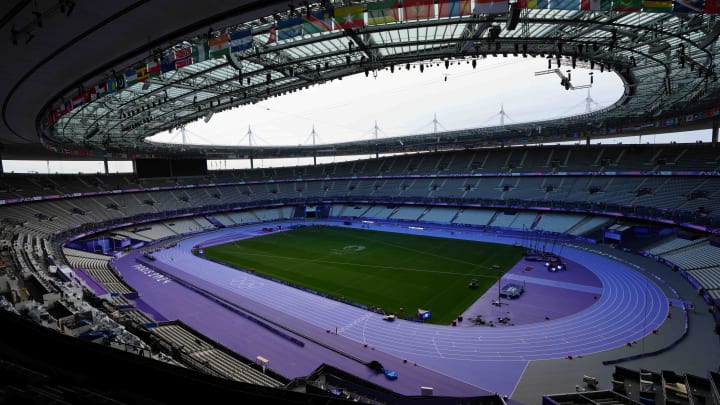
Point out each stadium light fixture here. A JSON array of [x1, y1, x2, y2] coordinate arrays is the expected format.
[[85, 126, 100, 140], [204, 110, 214, 123]]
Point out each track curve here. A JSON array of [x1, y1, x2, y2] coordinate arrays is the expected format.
[[136, 222, 669, 394]]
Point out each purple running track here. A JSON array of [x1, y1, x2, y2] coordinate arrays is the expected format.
[[113, 221, 668, 397]]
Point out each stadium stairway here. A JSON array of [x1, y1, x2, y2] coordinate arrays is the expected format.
[[204, 215, 226, 229], [449, 208, 463, 224], [565, 217, 593, 236], [416, 207, 432, 222], [531, 213, 542, 229], [487, 210, 501, 226]]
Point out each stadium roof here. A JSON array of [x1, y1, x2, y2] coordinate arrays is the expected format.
[[2, 0, 720, 161]]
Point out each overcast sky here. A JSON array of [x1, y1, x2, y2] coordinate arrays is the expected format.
[[4, 56, 712, 173], [152, 56, 624, 147]]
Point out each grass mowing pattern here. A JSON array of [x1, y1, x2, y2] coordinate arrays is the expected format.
[[201, 225, 526, 325]]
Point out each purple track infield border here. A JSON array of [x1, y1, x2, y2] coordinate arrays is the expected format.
[[112, 220, 669, 397]]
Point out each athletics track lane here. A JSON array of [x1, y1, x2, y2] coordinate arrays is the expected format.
[[126, 224, 668, 396]]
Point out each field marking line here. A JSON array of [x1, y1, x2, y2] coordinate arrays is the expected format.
[[337, 313, 372, 336], [431, 335, 444, 356]]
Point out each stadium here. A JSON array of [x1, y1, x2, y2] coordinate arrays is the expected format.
[[1, 1, 720, 404]]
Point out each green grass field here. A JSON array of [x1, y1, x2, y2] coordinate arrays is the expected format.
[[200, 225, 526, 325]]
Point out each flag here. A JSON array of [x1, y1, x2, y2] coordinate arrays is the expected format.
[[71, 95, 83, 109], [116, 74, 126, 90], [278, 15, 302, 40], [175, 47, 192, 68], [161, 53, 175, 73], [581, 0, 601, 9], [192, 42, 210, 63], [303, 9, 333, 33], [136, 64, 149, 82], [706, 0, 720, 11], [334, 4, 364, 29], [550, 0, 580, 8], [519, 0, 549, 8], [52, 109, 62, 123], [673, 0, 704, 12], [106, 77, 118, 94], [124, 68, 138, 87], [230, 29, 252, 52], [48, 110, 60, 125], [642, 0, 673, 10], [367, 0, 399, 25], [266, 24, 277, 44], [81, 88, 95, 103], [404, 0, 436, 20], [209, 34, 230, 58], [438, 0, 472, 16], [95, 83, 107, 98], [612, 0, 641, 11], [473, 0, 509, 14], [147, 59, 161, 78]]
